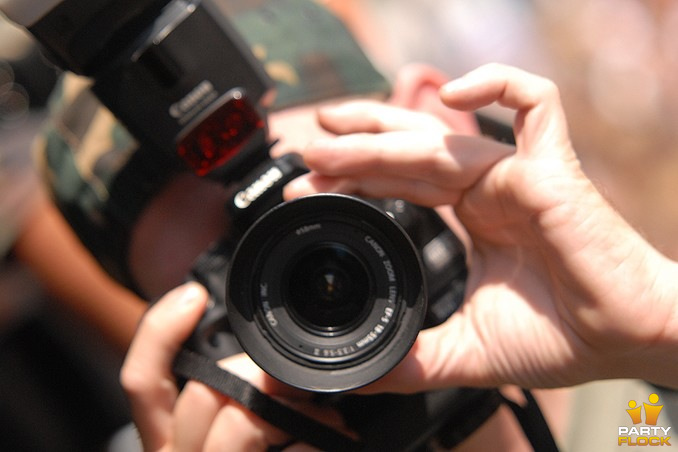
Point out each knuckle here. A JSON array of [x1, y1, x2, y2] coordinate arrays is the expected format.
[[536, 77, 560, 98], [119, 363, 149, 395]]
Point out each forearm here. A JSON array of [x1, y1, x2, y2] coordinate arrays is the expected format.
[[12, 196, 147, 355]]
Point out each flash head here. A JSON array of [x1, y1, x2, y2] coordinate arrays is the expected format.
[[9, 0, 276, 181]]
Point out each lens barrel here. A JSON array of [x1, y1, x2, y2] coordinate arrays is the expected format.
[[226, 194, 426, 392]]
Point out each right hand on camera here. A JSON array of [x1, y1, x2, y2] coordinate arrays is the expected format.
[[284, 63, 678, 391]]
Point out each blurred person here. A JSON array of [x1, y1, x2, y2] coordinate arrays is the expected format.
[[1, 0, 565, 450], [11, 0, 674, 450]]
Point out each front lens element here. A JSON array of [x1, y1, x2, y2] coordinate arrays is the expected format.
[[286, 245, 370, 333]]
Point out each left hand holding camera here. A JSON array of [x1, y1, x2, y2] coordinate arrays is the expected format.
[[121, 283, 341, 451]]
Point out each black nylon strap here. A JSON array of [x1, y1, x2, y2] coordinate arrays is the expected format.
[[173, 348, 364, 452], [501, 389, 560, 452], [174, 347, 559, 451]]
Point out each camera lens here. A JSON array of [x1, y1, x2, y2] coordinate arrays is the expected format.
[[286, 244, 370, 333], [226, 194, 426, 392]]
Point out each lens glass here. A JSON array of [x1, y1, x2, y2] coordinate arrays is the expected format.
[[286, 244, 370, 334]]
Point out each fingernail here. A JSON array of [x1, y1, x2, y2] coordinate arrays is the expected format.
[[284, 176, 311, 198], [174, 282, 205, 309], [440, 76, 473, 96]]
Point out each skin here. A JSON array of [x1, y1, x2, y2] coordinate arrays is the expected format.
[[13, 195, 146, 355], [121, 63, 678, 451]]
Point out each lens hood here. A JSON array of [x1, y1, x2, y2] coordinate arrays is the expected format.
[[226, 194, 426, 392]]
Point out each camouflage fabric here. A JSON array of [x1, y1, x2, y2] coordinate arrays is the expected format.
[[35, 0, 391, 287], [223, 0, 391, 111], [36, 74, 145, 283]]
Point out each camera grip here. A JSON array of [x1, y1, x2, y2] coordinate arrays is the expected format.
[[184, 238, 244, 360]]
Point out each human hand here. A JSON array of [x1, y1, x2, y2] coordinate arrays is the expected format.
[[284, 63, 678, 390], [120, 282, 348, 451]]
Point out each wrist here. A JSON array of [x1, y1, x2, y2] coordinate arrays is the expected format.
[[625, 255, 678, 389]]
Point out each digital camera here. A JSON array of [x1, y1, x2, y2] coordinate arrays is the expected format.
[[188, 151, 467, 391], [1, 0, 469, 392]]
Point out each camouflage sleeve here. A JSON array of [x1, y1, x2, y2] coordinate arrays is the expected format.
[[33, 72, 138, 232], [30, 72, 145, 285]]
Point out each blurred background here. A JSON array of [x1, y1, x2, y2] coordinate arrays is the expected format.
[[2, 0, 678, 450]]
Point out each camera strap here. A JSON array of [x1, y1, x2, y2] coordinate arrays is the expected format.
[[174, 348, 363, 451], [173, 348, 560, 451]]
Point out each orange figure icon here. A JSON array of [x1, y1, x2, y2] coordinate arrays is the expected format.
[[626, 400, 642, 424], [644, 393, 663, 426]]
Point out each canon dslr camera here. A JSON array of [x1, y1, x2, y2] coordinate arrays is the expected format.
[[189, 151, 468, 391], [4, 0, 468, 392]]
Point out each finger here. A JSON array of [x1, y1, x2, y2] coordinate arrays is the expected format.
[[285, 134, 513, 204], [120, 282, 209, 451], [317, 100, 451, 135], [300, 131, 452, 178], [440, 63, 557, 111], [285, 173, 460, 207], [301, 132, 512, 181], [388, 63, 480, 135], [172, 381, 227, 451], [439, 63, 571, 155]]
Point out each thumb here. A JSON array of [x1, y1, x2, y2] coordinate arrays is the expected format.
[[121, 282, 209, 451]]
